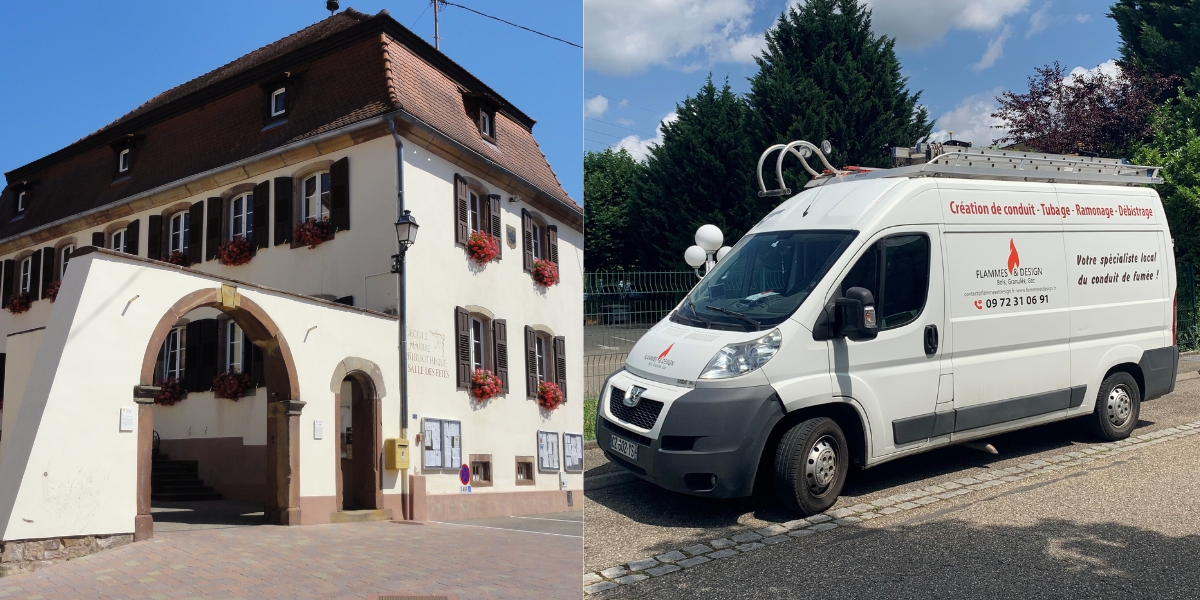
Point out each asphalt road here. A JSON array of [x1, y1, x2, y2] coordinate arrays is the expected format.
[[585, 358, 1200, 598]]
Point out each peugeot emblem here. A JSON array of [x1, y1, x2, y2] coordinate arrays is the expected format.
[[623, 386, 646, 408]]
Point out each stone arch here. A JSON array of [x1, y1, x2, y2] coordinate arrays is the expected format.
[[135, 284, 305, 540], [329, 358, 386, 513]]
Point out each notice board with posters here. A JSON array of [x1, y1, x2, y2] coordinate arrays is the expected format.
[[423, 418, 463, 471], [563, 433, 584, 473], [537, 430, 560, 473]]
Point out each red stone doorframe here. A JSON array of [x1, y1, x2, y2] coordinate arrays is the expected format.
[[137, 285, 304, 537]]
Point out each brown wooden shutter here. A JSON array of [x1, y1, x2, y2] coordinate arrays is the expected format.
[[252, 180, 271, 250], [28, 251, 40, 300], [492, 319, 508, 393], [91, 232, 104, 248], [524, 325, 538, 398], [488, 194, 502, 261], [454, 175, 469, 247], [553, 336, 567, 403], [188, 201, 204, 264], [329, 157, 350, 233], [40, 247, 55, 296], [184, 320, 202, 391], [205, 198, 221, 261], [521, 209, 534, 272], [455, 306, 471, 389], [126, 219, 140, 255], [147, 214, 163, 260], [274, 177, 293, 246], [1, 260, 12, 307], [61, 246, 73, 276], [547, 225, 559, 266]]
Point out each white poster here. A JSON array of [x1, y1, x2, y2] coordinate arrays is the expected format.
[[563, 433, 584, 473], [119, 407, 135, 432], [444, 420, 462, 469], [423, 419, 442, 470], [538, 431, 560, 472]]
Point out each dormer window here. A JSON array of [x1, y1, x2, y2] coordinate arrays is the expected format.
[[478, 107, 496, 141], [270, 88, 287, 117], [118, 149, 131, 173], [16, 191, 25, 214], [110, 136, 140, 179]]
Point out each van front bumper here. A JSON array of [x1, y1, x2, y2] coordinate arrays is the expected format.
[[596, 383, 786, 498]]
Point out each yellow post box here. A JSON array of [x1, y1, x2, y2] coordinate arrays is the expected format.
[[385, 437, 410, 470]]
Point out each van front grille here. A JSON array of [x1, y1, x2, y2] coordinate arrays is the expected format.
[[609, 386, 664, 430]]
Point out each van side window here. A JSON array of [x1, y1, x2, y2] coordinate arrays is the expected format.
[[880, 235, 929, 329], [840, 234, 929, 330]]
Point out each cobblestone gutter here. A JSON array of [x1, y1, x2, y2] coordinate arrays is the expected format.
[[0, 533, 133, 577], [584, 420, 1200, 594]]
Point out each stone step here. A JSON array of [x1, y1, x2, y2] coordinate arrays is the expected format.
[[330, 509, 394, 523]]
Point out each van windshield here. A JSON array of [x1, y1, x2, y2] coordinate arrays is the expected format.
[[675, 230, 856, 330]]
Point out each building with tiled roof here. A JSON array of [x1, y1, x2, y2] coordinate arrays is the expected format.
[[0, 7, 581, 551]]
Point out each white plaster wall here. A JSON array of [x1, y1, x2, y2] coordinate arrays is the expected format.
[[0, 252, 398, 540], [0, 329, 43, 463]]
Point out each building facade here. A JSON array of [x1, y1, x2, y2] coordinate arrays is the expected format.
[[0, 7, 582, 546]]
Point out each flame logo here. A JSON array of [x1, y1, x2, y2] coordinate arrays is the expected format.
[[658, 344, 675, 360], [1007, 239, 1020, 274]]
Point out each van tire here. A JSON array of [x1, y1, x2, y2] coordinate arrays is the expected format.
[[1088, 372, 1141, 441], [774, 417, 848, 515]]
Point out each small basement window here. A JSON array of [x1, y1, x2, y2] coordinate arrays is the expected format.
[[469, 454, 493, 487], [515, 456, 535, 486], [270, 88, 286, 117], [118, 149, 131, 173]]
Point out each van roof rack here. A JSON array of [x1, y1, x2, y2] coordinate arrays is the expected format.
[[756, 141, 1163, 196]]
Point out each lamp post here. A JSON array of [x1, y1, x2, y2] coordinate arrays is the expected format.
[[392, 209, 418, 512], [684, 224, 732, 279]]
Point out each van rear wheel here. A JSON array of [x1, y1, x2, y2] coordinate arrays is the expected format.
[[774, 417, 848, 515], [1087, 372, 1141, 441]]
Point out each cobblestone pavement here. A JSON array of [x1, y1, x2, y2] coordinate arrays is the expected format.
[[585, 364, 1200, 596], [0, 514, 582, 599]]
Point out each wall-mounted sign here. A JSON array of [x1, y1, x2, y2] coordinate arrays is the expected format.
[[538, 431, 560, 473], [459, 464, 471, 485], [313, 420, 324, 440], [119, 407, 135, 432], [506, 225, 518, 249], [407, 327, 451, 379], [423, 418, 463, 470], [564, 433, 584, 473]]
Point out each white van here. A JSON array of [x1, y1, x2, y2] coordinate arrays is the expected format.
[[596, 144, 1179, 515]]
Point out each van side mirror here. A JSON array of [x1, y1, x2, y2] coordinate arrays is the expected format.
[[834, 287, 878, 341]]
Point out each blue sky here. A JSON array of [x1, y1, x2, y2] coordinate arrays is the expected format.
[[0, 0, 582, 201], [584, 0, 1122, 161]]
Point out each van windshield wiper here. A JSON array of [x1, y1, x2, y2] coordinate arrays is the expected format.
[[705, 305, 761, 330], [685, 298, 712, 327]]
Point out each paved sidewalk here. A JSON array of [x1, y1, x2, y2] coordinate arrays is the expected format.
[[0, 516, 581, 599]]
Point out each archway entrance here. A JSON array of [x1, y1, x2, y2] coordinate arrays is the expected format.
[[337, 372, 382, 511], [136, 285, 303, 539]]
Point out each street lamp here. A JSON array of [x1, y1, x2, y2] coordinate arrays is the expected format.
[[392, 209, 418, 517], [392, 210, 419, 271], [685, 224, 732, 279]]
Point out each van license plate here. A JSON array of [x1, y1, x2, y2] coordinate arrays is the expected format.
[[609, 435, 639, 462]]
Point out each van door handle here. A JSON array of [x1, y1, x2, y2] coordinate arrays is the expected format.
[[924, 325, 939, 355]]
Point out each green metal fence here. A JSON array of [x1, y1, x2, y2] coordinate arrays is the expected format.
[[1178, 262, 1198, 352], [584, 271, 697, 397]]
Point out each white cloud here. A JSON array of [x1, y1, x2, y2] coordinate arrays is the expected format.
[[860, 0, 1029, 48], [616, 118, 635, 127], [927, 88, 1006, 148], [972, 24, 1011, 71], [1075, 13, 1091, 23], [1067, 59, 1120, 81], [619, 99, 629, 108], [584, 0, 758, 75], [585, 95, 610, 119], [613, 112, 678, 160], [1027, 2, 1050, 38]]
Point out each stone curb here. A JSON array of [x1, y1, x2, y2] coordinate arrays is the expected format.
[[582, 419, 1200, 595]]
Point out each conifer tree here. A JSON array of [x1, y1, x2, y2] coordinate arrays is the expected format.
[[583, 148, 642, 272], [748, 0, 932, 191]]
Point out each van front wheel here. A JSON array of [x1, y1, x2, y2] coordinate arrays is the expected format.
[[1087, 372, 1141, 441], [774, 417, 848, 515]]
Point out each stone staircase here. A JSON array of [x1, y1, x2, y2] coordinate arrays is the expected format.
[[151, 453, 223, 501]]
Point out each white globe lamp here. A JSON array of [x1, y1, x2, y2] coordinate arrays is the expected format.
[[695, 224, 723, 252], [715, 246, 732, 262], [684, 245, 707, 269]]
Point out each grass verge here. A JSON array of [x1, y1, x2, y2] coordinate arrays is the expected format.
[[584, 396, 597, 440]]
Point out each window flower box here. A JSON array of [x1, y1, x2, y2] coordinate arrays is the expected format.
[[45, 280, 61, 303], [213, 369, 253, 400], [165, 251, 189, 266], [470, 368, 503, 400], [294, 217, 333, 249], [467, 231, 499, 265], [537, 381, 564, 411], [217, 236, 253, 266], [154, 377, 187, 406], [532, 258, 559, 287], [7, 292, 31, 314]]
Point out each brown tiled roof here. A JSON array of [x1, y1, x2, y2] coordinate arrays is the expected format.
[[385, 40, 574, 206]]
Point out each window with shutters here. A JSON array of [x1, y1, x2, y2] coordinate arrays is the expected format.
[[229, 193, 254, 241], [18, 257, 31, 294], [470, 317, 485, 372], [302, 172, 331, 221], [59, 244, 74, 278], [535, 335, 547, 382], [168, 212, 189, 254], [454, 306, 509, 393], [468, 191, 482, 233], [524, 326, 567, 401], [521, 210, 559, 273], [159, 326, 186, 381], [110, 229, 127, 253], [226, 321, 244, 372], [453, 175, 502, 261]]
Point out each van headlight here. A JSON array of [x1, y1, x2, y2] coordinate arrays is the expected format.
[[699, 329, 782, 379]]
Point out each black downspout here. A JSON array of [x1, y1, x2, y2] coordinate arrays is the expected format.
[[388, 117, 410, 516]]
